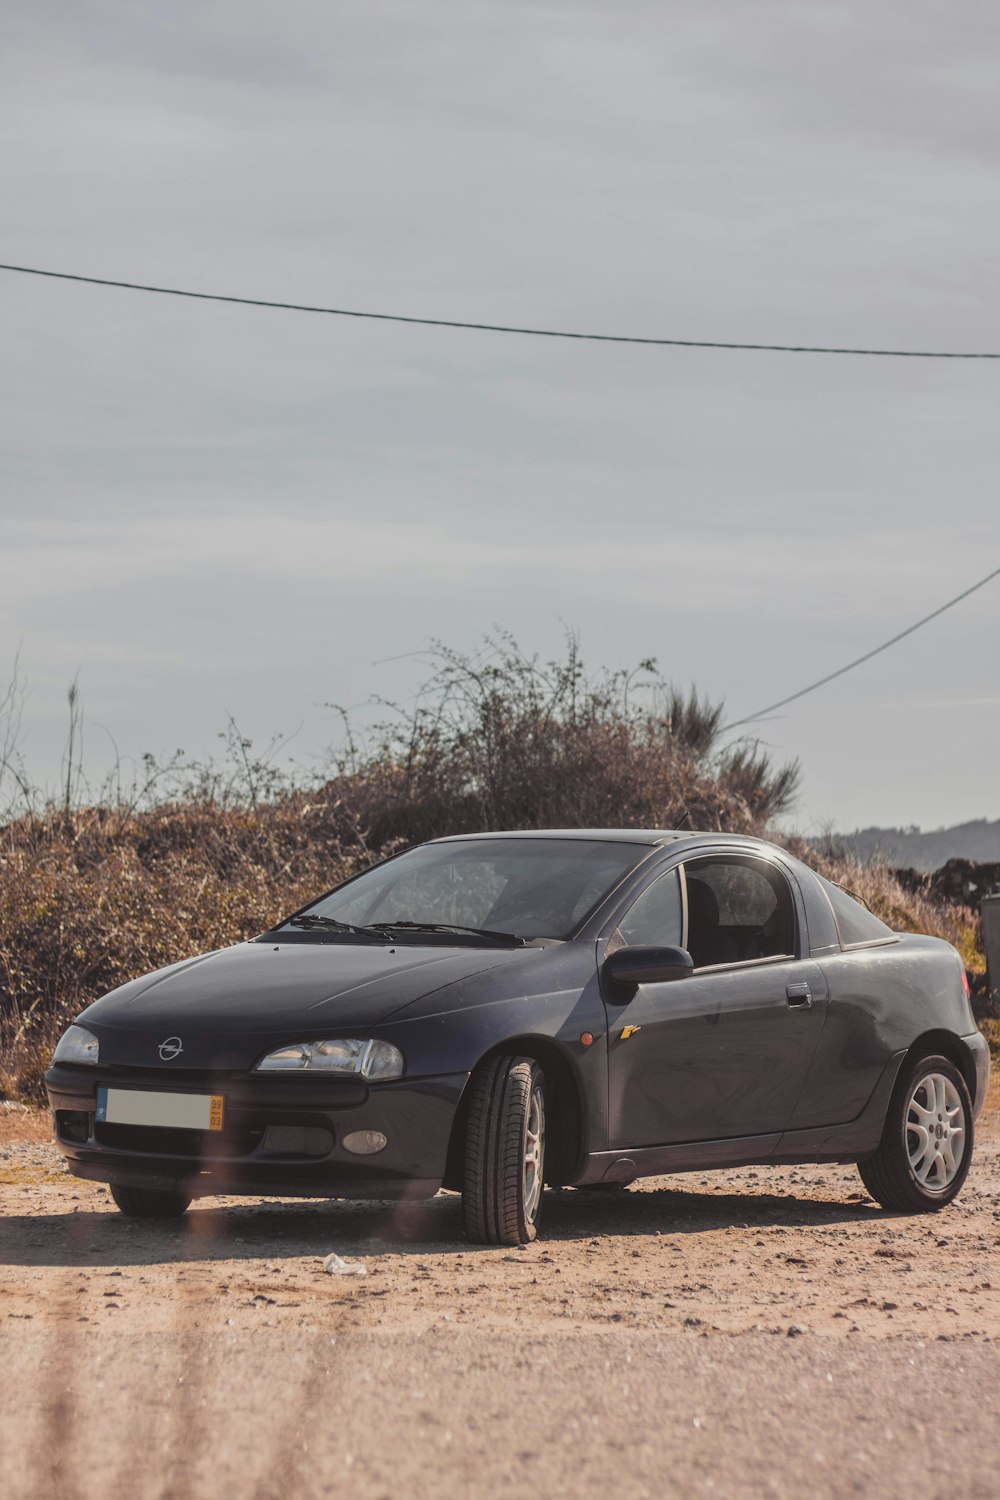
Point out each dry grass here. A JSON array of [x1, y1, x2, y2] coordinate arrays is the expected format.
[[985, 1055, 1000, 1109], [0, 797, 368, 1099], [0, 1101, 51, 1144], [0, 635, 987, 1102]]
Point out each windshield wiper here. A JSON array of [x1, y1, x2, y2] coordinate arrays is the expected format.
[[286, 914, 390, 939], [367, 921, 525, 947]]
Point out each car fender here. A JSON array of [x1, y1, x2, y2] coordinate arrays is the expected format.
[[381, 964, 609, 1160]]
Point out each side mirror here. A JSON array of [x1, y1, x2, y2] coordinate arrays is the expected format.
[[604, 944, 694, 988]]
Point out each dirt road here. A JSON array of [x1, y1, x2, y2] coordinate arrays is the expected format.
[[3, 1086, 999, 1499]]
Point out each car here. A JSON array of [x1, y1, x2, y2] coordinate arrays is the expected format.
[[46, 829, 989, 1244]]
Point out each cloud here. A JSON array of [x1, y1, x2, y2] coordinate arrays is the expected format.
[[2, 0, 998, 825]]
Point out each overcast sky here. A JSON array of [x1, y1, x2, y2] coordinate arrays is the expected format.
[[2, 0, 998, 833]]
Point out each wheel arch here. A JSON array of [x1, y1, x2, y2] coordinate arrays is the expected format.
[[443, 1035, 585, 1191], [905, 1029, 979, 1104]]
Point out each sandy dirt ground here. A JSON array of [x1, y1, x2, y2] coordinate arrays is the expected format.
[[2, 1081, 999, 1499]]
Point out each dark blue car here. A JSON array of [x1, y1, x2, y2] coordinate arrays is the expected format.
[[46, 830, 989, 1244]]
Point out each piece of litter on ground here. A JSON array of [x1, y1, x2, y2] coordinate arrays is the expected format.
[[323, 1252, 367, 1277]]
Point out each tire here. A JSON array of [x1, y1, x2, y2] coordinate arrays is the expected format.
[[463, 1055, 546, 1245], [110, 1184, 192, 1218], [859, 1053, 973, 1212]]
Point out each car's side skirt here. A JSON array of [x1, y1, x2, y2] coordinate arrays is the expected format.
[[574, 1133, 783, 1186]]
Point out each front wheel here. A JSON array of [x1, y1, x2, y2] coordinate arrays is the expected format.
[[110, 1184, 192, 1218], [859, 1054, 973, 1212], [463, 1055, 546, 1245]]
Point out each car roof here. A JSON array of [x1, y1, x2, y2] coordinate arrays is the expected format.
[[425, 834, 716, 846], [425, 828, 803, 864]]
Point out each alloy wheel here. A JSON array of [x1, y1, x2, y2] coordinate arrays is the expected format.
[[522, 1085, 545, 1224], [905, 1071, 966, 1191]]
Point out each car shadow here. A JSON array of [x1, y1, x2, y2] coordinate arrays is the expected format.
[[1, 1181, 890, 1268], [542, 1182, 887, 1241]]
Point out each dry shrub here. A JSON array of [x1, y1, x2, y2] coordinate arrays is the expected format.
[[0, 800, 367, 1099], [333, 635, 800, 845]]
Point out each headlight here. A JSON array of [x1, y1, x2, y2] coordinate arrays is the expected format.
[[255, 1038, 404, 1079], [52, 1024, 100, 1065]]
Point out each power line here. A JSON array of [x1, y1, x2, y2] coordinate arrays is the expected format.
[[2, 261, 1000, 359], [723, 564, 1000, 732]]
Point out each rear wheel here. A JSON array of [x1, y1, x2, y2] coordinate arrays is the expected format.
[[463, 1055, 546, 1245], [110, 1184, 192, 1218], [859, 1054, 973, 1212]]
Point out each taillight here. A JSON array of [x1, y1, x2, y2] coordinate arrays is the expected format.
[[960, 968, 971, 998]]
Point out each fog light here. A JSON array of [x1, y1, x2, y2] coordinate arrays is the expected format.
[[342, 1130, 387, 1156], [56, 1110, 91, 1143]]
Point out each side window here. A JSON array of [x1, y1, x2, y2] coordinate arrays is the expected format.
[[682, 858, 795, 967], [816, 874, 893, 947], [618, 869, 683, 947]]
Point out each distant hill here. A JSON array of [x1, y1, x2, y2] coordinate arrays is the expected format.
[[826, 818, 1000, 872]]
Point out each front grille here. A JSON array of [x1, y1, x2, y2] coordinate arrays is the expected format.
[[94, 1122, 265, 1159]]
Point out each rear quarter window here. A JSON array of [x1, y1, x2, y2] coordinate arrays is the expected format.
[[818, 875, 894, 948]]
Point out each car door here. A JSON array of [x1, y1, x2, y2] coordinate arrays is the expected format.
[[603, 854, 829, 1150]]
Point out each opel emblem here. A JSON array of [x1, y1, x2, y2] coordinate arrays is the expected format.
[[158, 1036, 183, 1061]]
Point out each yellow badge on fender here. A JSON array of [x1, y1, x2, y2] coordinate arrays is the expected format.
[[620, 1024, 642, 1040]]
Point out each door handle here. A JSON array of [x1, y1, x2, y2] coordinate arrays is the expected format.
[[786, 982, 812, 1009]]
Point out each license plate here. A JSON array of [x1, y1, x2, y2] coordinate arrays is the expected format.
[[96, 1087, 224, 1132]]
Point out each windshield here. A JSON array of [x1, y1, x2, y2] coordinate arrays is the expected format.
[[282, 838, 651, 942]]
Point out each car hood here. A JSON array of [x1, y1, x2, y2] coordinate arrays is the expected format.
[[77, 940, 532, 1070]]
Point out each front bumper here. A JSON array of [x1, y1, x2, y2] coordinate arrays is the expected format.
[[44, 1062, 469, 1199]]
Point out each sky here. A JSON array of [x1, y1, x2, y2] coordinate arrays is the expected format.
[[1, 0, 998, 834]]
